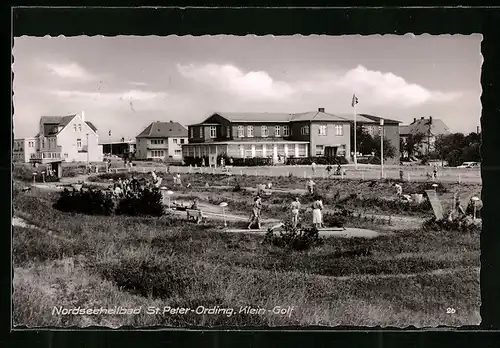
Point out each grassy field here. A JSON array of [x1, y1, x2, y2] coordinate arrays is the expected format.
[[12, 179, 480, 328]]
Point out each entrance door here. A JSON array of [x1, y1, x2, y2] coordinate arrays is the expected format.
[[325, 146, 337, 157]]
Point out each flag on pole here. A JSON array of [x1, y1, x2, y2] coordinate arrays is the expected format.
[[351, 94, 359, 107]]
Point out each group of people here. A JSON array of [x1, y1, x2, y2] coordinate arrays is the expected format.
[[247, 194, 325, 230]]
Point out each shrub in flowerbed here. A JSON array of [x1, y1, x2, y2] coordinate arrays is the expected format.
[[53, 188, 115, 215], [115, 188, 164, 217], [333, 194, 432, 216], [422, 216, 481, 233], [286, 156, 348, 166], [62, 166, 85, 177], [263, 221, 324, 251]]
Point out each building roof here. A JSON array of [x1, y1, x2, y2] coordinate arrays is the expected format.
[[199, 111, 397, 125], [401, 118, 451, 136], [207, 111, 349, 124], [338, 113, 402, 124], [39, 114, 98, 135], [136, 121, 188, 138]]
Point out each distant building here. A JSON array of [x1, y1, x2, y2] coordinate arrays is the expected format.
[[100, 139, 136, 157], [182, 108, 352, 165], [13, 137, 37, 163], [29, 111, 103, 164], [339, 113, 402, 163], [400, 117, 451, 157], [135, 121, 188, 161]]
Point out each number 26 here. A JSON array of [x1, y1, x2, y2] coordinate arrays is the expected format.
[[446, 307, 456, 314]]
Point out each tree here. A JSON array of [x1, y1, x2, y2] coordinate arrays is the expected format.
[[401, 132, 425, 159], [434, 132, 481, 167], [373, 135, 396, 160]]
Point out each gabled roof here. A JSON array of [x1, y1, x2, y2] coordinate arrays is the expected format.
[[213, 112, 293, 123], [206, 111, 349, 124], [40, 114, 98, 135], [401, 118, 451, 136], [338, 113, 402, 124], [136, 121, 188, 138], [290, 111, 349, 122]]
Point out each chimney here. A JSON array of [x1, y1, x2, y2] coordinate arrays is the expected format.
[[413, 118, 416, 123], [318, 108, 325, 112], [429, 116, 432, 124], [81, 110, 85, 122], [420, 117, 424, 120], [170, 120, 173, 123]]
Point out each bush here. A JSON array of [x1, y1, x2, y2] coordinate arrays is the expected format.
[[286, 156, 348, 166], [422, 216, 480, 233], [115, 188, 164, 217], [53, 188, 115, 215], [263, 221, 324, 251]]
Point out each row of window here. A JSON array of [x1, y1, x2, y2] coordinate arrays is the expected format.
[[191, 124, 345, 139], [150, 139, 185, 145], [73, 124, 83, 132], [150, 149, 182, 158], [184, 144, 308, 157]]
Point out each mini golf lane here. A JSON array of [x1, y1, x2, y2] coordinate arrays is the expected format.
[[225, 224, 382, 239]]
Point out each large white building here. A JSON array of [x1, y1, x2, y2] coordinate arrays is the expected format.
[[29, 111, 103, 163]]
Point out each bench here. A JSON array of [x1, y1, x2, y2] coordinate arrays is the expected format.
[[186, 209, 206, 224]]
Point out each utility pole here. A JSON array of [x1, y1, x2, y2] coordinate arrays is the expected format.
[[86, 133, 90, 167], [380, 119, 384, 179]]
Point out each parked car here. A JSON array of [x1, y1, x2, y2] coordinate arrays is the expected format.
[[457, 162, 480, 168]]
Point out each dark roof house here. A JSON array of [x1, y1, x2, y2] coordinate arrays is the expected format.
[[400, 117, 451, 137], [136, 121, 188, 138], [40, 115, 97, 135]]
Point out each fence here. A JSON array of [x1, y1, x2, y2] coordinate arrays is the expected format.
[[97, 164, 480, 184]]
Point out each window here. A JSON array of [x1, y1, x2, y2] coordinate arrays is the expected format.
[[247, 126, 254, 137], [73, 125, 77, 132], [335, 125, 344, 136], [298, 144, 307, 157], [255, 144, 263, 157], [174, 150, 182, 155], [173, 139, 177, 144], [77, 139, 82, 149], [337, 145, 346, 156], [78, 124, 82, 132], [210, 126, 217, 138], [180, 139, 185, 144], [318, 125, 327, 136], [151, 139, 164, 145], [200, 127, 204, 138], [316, 145, 324, 156], [190, 128, 194, 138], [301, 126, 309, 135], [226, 126, 231, 138], [64, 153, 68, 158], [274, 126, 281, 137], [238, 126, 244, 137], [283, 125, 290, 137], [151, 150, 164, 158], [260, 126, 268, 137]]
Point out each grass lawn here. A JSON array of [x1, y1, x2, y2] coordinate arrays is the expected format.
[[12, 186, 480, 328]]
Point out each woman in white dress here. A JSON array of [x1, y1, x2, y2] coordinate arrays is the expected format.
[[312, 196, 324, 229]]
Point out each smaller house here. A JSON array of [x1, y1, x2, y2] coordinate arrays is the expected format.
[[400, 117, 451, 157], [13, 137, 37, 163], [100, 139, 136, 157], [135, 121, 188, 161]]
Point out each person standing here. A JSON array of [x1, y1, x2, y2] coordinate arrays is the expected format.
[[312, 196, 324, 229], [290, 196, 301, 228], [394, 183, 403, 196], [311, 161, 317, 176], [307, 178, 315, 194], [433, 165, 438, 180], [247, 195, 263, 230]]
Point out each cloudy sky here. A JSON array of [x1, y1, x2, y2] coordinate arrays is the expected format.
[[13, 35, 482, 141]]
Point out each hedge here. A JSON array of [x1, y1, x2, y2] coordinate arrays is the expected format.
[[285, 156, 348, 165]]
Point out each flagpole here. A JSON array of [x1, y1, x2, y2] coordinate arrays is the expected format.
[[353, 101, 358, 170]]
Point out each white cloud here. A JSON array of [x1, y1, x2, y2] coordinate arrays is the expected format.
[[311, 65, 462, 107], [177, 63, 295, 100], [177, 63, 461, 108], [45, 62, 96, 81]]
